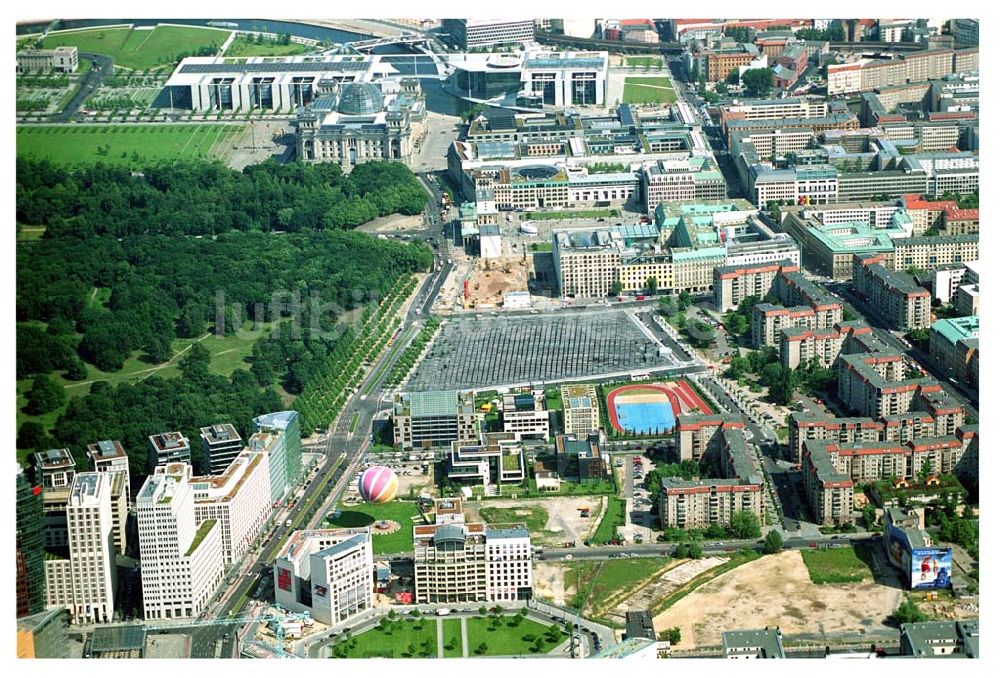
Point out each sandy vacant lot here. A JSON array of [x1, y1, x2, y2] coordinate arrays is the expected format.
[[357, 213, 425, 233], [615, 557, 725, 617], [471, 496, 603, 547], [533, 561, 569, 607], [656, 550, 904, 650]]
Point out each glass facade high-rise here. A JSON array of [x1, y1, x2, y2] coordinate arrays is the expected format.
[[253, 411, 302, 498], [16, 464, 45, 617]]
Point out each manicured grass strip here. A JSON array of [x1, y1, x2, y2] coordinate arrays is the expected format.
[[465, 616, 566, 656], [591, 496, 626, 544], [800, 544, 876, 584], [327, 500, 427, 555], [333, 618, 438, 658], [442, 618, 463, 658], [623, 79, 677, 105], [567, 558, 670, 618], [41, 25, 231, 70], [16, 124, 243, 168]]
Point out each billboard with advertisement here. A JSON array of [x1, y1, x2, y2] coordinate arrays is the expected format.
[[911, 548, 952, 590], [277, 567, 292, 592], [884, 523, 911, 572]]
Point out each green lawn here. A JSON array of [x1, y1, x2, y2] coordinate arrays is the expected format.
[[225, 37, 313, 57], [41, 25, 232, 70], [17, 124, 244, 168], [333, 618, 438, 658], [442, 618, 463, 658], [15, 326, 264, 463], [465, 616, 566, 656], [591, 496, 626, 544], [566, 558, 669, 616], [623, 77, 677, 105], [478, 506, 548, 532], [327, 500, 427, 555], [800, 545, 876, 584], [626, 56, 662, 68]]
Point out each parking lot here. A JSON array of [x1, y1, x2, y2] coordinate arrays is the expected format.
[[405, 309, 676, 391]]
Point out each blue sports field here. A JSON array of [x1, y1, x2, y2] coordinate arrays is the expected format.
[[613, 401, 676, 435]]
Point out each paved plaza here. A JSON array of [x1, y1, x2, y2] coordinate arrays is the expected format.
[[405, 310, 677, 391]]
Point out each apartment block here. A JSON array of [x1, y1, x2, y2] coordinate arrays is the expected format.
[[852, 254, 932, 331], [43, 473, 117, 625], [802, 441, 855, 525], [136, 463, 224, 621], [713, 261, 799, 312], [660, 428, 763, 530], [560, 384, 600, 436], [673, 414, 745, 462], [900, 620, 979, 658], [722, 628, 786, 658], [928, 316, 978, 390], [393, 391, 480, 450], [273, 528, 373, 626]]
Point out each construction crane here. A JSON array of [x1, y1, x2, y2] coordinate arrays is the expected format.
[[143, 612, 298, 659]]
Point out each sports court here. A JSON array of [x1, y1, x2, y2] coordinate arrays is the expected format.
[[606, 380, 712, 435]]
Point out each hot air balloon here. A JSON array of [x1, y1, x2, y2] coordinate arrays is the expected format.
[[358, 466, 399, 504]]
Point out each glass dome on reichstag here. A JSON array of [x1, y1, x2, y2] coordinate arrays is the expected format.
[[337, 82, 385, 115]]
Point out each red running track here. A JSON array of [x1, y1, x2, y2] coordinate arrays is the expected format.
[[605, 381, 711, 434]]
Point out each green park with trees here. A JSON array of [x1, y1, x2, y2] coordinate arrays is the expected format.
[[16, 158, 433, 478]]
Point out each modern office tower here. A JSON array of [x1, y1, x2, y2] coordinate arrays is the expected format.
[[16, 607, 70, 658], [199, 423, 244, 476], [136, 463, 224, 621], [35, 448, 76, 549], [253, 411, 302, 497], [393, 392, 480, 450], [86, 440, 131, 501], [86, 440, 132, 554], [43, 473, 117, 625], [189, 448, 272, 566], [147, 432, 191, 470], [16, 464, 45, 617], [273, 528, 374, 626]]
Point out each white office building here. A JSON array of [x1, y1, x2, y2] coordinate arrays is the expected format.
[[485, 526, 534, 602], [448, 51, 609, 108], [190, 448, 272, 566], [273, 529, 374, 626], [137, 463, 225, 621], [43, 473, 117, 625], [442, 19, 535, 49]]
